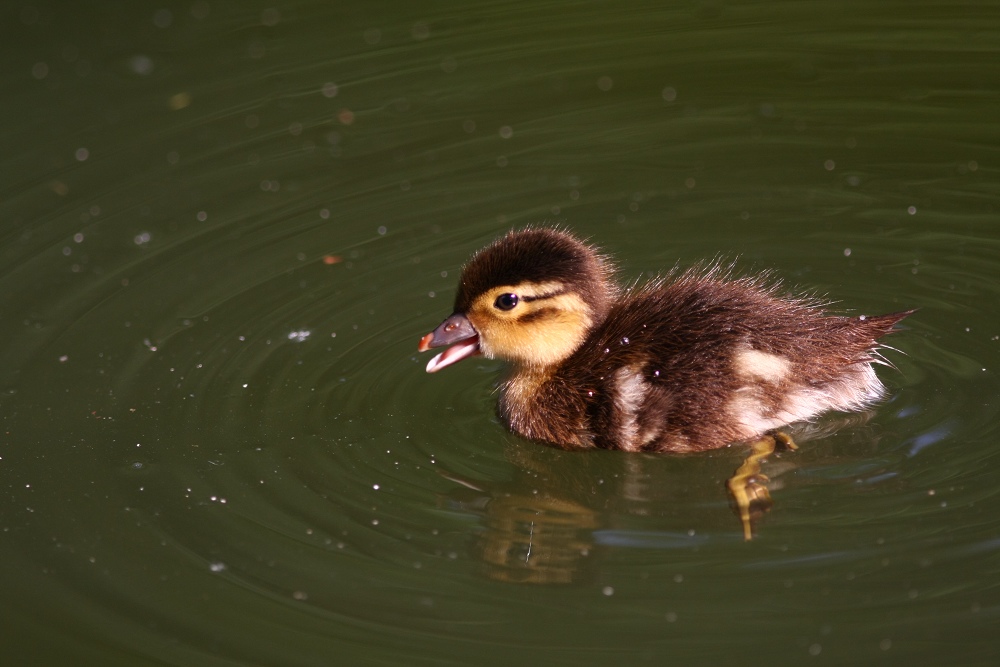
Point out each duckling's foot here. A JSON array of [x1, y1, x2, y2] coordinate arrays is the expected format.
[[727, 432, 797, 541]]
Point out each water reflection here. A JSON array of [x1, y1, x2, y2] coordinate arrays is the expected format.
[[436, 407, 928, 584], [4, 0, 1000, 663], [441, 437, 804, 583]]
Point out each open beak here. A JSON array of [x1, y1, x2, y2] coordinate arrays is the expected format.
[[418, 313, 480, 373]]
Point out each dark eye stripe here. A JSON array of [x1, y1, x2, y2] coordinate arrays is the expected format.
[[521, 288, 566, 303], [517, 307, 557, 323]]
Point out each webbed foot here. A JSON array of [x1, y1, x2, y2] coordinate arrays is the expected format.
[[727, 432, 797, 540]]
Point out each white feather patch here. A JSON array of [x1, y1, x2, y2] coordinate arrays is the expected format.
[[733, 349, 791, 383], [613, 366, 648, 451], [728, 363, 887, 440]]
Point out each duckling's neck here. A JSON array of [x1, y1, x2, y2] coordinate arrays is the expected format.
[[499, 364, 591, 448]]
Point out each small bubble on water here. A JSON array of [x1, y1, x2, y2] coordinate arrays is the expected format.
[[261, 8, 281, 26], [209, 562, 226, 572], [411, 22, 430, 40], [129, 55, 153, 75], [152, 8, 173, 28]]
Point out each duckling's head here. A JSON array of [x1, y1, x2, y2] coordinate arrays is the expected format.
[[419, 228, 616, 372]]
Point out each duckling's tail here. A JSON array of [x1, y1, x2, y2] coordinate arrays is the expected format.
[[863, 309, 916, 369], [867, 309, 917, 337]]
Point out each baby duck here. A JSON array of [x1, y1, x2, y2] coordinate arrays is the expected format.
[[418, 228, 910, 454]]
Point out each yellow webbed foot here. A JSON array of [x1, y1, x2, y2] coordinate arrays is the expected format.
[[727, 432, 797, 540]]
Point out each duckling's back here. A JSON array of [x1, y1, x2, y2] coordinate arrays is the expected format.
[[498, 268, 909, 453]]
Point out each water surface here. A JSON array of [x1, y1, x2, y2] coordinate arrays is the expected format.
[[2, 1, 999, 665]]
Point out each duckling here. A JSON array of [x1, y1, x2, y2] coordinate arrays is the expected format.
[[418, 228, 911, 454]]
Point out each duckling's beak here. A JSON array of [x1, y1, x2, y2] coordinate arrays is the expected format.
[[418, 313, 480, 373]]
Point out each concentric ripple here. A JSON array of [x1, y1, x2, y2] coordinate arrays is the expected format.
[[3, 2, 1000, 665]]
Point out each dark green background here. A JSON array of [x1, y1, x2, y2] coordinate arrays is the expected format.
[[2, 1, 998, 665]]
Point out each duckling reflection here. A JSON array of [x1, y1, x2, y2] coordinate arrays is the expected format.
[[421, 228, 911, 539], [440, 438, 803, 584]]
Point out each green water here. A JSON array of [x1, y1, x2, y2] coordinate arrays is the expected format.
[[2, 1, 999, 665]]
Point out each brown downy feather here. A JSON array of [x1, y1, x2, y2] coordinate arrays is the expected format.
[[423, 228, 912, 453]]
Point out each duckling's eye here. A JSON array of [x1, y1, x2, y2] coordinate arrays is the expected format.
[[494, 293, 519, 311]]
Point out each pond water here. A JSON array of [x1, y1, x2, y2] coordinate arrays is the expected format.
[[2, 1, 999, 665]]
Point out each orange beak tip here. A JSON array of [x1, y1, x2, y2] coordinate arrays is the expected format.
[[417, 332, 434, 352]]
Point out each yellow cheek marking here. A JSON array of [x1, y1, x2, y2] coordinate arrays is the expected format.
[[468, 289, 593, 367]]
